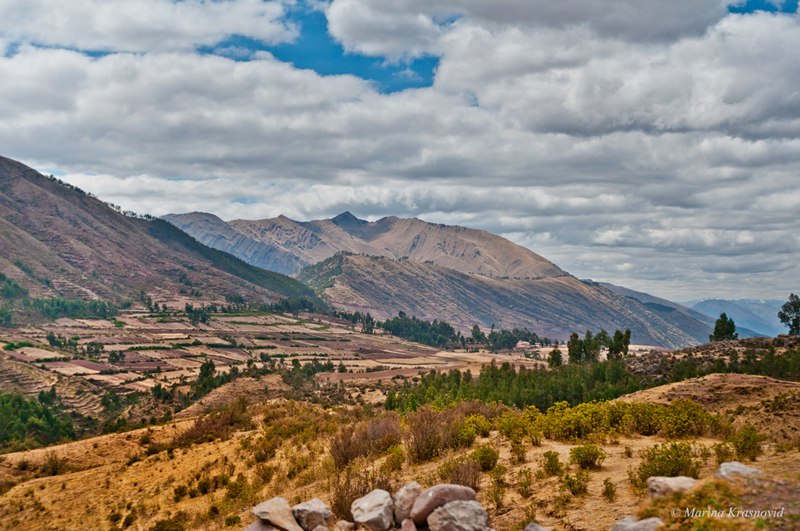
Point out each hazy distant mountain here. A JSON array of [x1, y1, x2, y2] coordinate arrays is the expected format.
[[167, 210, 712, 347], [165, 210, 566, 279], [0, 156, 315, 308], [689, 299, 785, 337]]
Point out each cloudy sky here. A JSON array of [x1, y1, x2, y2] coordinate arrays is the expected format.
[[1, 0, 798, 302]]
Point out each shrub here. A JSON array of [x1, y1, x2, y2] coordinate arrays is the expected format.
[[713, 442, 735, 465], [628, 442, 699, 495], [516, 468, 533, 498], [39, 452, 69, 476], [602, 478, 616, 501], [405, 408, 444, 463], [464, 414, 492, 437], [496, 411, 529, 442], [562, 470, 589, 495], [471, 444, 500, 472], [658, 399, 713, 438], [329, 468, 394, 521], [569, 444, 606, 469], [541, 451, 564, 477], [173, 485, 188, 502], [624, 446, 633, 458], [437, 458, 480, 491], [381, 445, 405, 473], [510, 440, 527, 464], [729, 424, 762, 461], [224, 515, 241, 527]]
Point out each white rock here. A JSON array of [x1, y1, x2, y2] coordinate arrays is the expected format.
[[717, 461, 761, 480], [427, 501, 488, 531], [351, 489, 394, 531], [393, 482, 422, 523], [646, 476, 697, 499], [292, 498, 333, 531], [612, 516, 664, 531]]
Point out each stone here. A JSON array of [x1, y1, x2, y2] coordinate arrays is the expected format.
[[612, 515, 664, 531], [524, 523, 552, 531], [245, 521, 281, 531], [646, 476, 697, 499], [393, 482, 423, 523], [252, 497, 304, 531], [410, 484, 477, 525], [350, 489, 394, 531], [332, 521, 355, 531], [311, 527, 329, 531], [293, 498, 333, 531], [400, 519, 417, 531], [717, 461, 761, 480], [427, 500, 488, 531]]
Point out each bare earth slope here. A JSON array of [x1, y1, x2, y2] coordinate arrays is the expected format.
[[0, 156, 314, 306], [299, 254, 702, 347]]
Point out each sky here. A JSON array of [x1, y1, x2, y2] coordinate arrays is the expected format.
[[1, 0, 798, 302]]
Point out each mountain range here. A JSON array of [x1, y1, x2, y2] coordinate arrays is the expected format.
[[688, 299, 785, 337], [166, 211, 716, 347], [0, 157, 314, 311]]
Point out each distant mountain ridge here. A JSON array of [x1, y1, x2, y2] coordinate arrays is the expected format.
[[167, 211, 713, 347], [164, 211, 566, 279], [689, 299, 784, 337], [0, 156, 315, 311]]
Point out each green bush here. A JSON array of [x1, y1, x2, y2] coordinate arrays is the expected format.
[[569, 444, 606, 469], [602, 478, 616, 501], [464, 414, 492, 437], [729, 425, 762, 461], [471, 444, 500, 472], [562, 470, 589, 495], [381, 445, 405, 473], [628, 442, 699, 494], [713, 442, 735, 465], [541, 450, 564, 477]]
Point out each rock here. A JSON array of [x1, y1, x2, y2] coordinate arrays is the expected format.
[[646, 476, 697, 499], [410, 484, 477, 525], [393, 482, 422, 523], [293, 498, 333, 531], [351, 489, 394, 531], [311, 527, 329, 531], [245, 521, 281, 531], [612, 515, 664, 530], [252, 497, 304, 531], [332, 521, 355, 531], [427, 500, 488, 531], [717, 461, 761, 480], [400, 519, 417, 531], [524, 523, 552, 531]]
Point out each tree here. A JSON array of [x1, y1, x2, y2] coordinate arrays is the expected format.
[[778, 293, 800, 335], [548, 348, 563, 368], [710, 313, 738, 342]]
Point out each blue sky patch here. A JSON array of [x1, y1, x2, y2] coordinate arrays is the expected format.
[[729, 0, 798, 13], [199, 4, 438, 94]]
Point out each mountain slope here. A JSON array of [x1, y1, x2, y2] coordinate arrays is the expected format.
[[167, 210, 714, 348], [166, 210, 566, 279], [690, 299, 784, 337], [0, 156, 315, 310], [299, 254, 703, 347]]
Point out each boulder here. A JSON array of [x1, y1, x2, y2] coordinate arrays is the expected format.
[[332, 522, 355, 531], [311, 527, 329, 531], [427, 501, 488, 531], [351, 489, 394, 531], [717, 462, 761, 480], [293, 498, 333, 531], [410, 484, 477, 525], [400, 519, 417, 531], [393, 482, 423, 523], [252, 497, 304, 531], [612, 516, 664, 531], [646, 476, 697, 499], [524, 523, 552, 531], [245, 521, 281, 531]]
